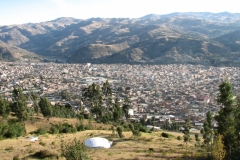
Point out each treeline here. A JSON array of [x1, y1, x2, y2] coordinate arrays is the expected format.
[[182, 79, 240, 160], [0, 87, 77, 139], [210, 79, 240, 160], [0, 80, 157, 140]]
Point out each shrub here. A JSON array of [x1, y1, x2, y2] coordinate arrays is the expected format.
[[162, 150, 167, 157], [76, 123, 85, 131], [49, 122, 77, 134], [2, 122, 26, 138], [39, 141, 46, 146], [49, 125, 59, 134], [31, 150, 59, 159], [117, 126, 124, 138], [5, 146, 14, 151], [35, 127, 47, 135], [162, 132, 169, 138], [61, 138, 90, 160], [12, 155, 20, 160], [177, 136, 182, 140]]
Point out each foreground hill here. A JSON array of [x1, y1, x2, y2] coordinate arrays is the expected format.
[[0, 117, 203, 160], [0, 40, 42, 61], [0, 12, 240, 66]]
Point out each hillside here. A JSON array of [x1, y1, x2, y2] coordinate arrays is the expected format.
[[0, 40, 42, 61], [0, 12, 240, 66], [0, 117, 203, 160]]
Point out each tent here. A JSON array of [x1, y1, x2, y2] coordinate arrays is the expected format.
[[27, 136, 38, 141], [84, 137, 113, 148]]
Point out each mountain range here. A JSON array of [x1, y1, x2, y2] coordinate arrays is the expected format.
[[0, 12, 240, 66]]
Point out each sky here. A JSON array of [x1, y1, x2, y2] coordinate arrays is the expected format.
[[0, 0, 239, 25]]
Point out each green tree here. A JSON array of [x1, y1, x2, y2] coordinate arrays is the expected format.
[[212, 134, 226, 160], [129, 123, 141, 138], [61, 138, 90, 160], [112, 97, 122, 124], [201, 111, 213, 150], [215, 79, 237, 159], [195, 133, 201, 147], [90, 100, 103, 120], [234, 94, 240, 157], [11, 88, 28, 121], [102, 80, 112, 97], [77, 114, 84, 122], [116, 126, 124, 138], [82, 83, 101, 104], [39, 97, 52, 120], [61, 90, 71, 101], [122, 97, 131, 120], [183, 118, 191, 153], [0, 96, 11, 118], [30, 92, 39, 115]]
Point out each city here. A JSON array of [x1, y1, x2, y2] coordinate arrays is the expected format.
[[1, 62, 239, 130]]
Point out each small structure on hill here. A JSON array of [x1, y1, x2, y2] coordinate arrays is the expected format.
[[27, 136, 38, 141], [84, 137, 113, 148]]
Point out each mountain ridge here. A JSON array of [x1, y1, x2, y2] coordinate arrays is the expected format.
[[0, 12, 240, 66], [0, 40, 42, 62]]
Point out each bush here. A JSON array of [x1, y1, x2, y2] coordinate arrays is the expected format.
[[177, 136, 182, 140], [76, 123, 85, 131], [39, 141, 46, 146], [12, 155, 20, 160], [117, 126, 124, 138], [162, 132, 169, 138], [5, 146, 14, 151], [31, 150, 59, 159], [35, 127, 47, 135], [49, 123, 76, 134], [49, 125, 59, 134], [84, 124, 93, 130], [61, 138, 90, 160], [1, 122, 26, 138]]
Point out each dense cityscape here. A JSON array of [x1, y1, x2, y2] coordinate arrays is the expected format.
[[1, 62, 239, 130]]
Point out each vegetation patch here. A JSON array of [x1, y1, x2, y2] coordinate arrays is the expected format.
[[30, 149, 59, 159], [161, 132, 174, 138]]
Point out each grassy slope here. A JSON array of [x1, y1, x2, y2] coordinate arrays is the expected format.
[[0, 117, 205, 160]]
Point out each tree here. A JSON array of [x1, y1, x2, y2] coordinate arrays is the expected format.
[[0, 96, 11, 118], [77, 114, 84, 122], [235, 94, 240, 156], [90, 100, 103, 120], [212, 134, 226, 160], [129, 123, 141, 138], [215, 79, 237, 159], [82, 83, 101, 104], [60, 90, 71, 101], [61, 138, 90, 160], [11, 88, 28, 121], [201, 111, 213, 150], [39, 97, 52, 120], [195, 133, 201, 147], [112, 97, 122, 124], [183, 118, 191, 153], [116, 126, 124, 138], [102, 80, 112, 97], [30, 92, 39, 115], [122, 97, 131, 120]]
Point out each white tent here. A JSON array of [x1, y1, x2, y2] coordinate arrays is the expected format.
[[27, 136, 38, 141], [84, 137, 113, 148]]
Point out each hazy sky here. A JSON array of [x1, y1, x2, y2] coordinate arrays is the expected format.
[[0, 0, 239, 25]]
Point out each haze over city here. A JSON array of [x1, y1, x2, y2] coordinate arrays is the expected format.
[[1, 0, 240, 25]]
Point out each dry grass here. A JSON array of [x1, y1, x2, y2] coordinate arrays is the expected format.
[[0, 117, 205, 160]]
